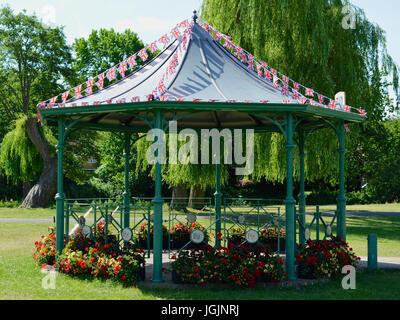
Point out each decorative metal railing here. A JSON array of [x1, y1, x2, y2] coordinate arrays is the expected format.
[[222, 198, 285, 253], [65, 198, 123, 244], [296, 205, 338, 243], [63, 197, 338, 256]]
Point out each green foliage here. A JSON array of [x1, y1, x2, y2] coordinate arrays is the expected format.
[[71, 30, 156, 197], [201, 0, 399, 185], [0, 199, 20, 208], [72, 28, 148, 84], [135, 133, 230, 189], [358, 117, 400, 203], [90, 132, 154, 198], [0, 6, 73, 115], [0, 116, 41, 183]]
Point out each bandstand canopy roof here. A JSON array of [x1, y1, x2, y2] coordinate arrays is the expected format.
[[38, 15, 366, 133]]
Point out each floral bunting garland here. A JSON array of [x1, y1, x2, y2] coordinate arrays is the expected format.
[[37, 19, 191, 108], [37, 17, 367, 118], [197, 17, 367, 117], [152, 22, 193, 100]]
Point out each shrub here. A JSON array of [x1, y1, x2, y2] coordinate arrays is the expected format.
[[296, 236, 360, 279]]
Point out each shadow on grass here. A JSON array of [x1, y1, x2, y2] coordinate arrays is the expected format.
[[345, 217, 400, 242], [135, 269, 400, 300]]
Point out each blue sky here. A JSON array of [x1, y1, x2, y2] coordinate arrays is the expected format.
[[1, 0, 398, 68]]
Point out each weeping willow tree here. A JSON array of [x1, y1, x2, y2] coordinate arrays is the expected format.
[[134, 0, 399, 195], [135, 134, 230, 189]]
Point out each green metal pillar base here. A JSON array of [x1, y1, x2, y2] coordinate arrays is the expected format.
[[151, 111, 164, 283], [284, 113, 297, 281], [337, 124, 347, 241], [123, 133, 131, 229], [298, 131, 306, 247], [55, 192, 65, 252], [55, 118, 65, 252], [284, 198, 297, 281], [214, 163, 222, 248], [152, 196, 164, 283], [368, 234, 378, 271]]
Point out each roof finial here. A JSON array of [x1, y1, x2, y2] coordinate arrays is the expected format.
[[193, 10, 198, 24]]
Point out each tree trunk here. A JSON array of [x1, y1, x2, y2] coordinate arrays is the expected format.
[[170, 185, 189, 212], [21, 117, 57, 208], [188, 186, 206, 209], [22, 181, 32, 198]]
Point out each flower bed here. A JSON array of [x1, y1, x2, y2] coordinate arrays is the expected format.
[[170, 244, 285, 288], [296, 237, 360, 279], [136, 222, 209, 250], [33, 222, 145, 286]]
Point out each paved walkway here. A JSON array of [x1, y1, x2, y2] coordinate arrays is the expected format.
[[358, 256, 400, 269]]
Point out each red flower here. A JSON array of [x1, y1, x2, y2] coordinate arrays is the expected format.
[[121, 275, 127, 281], [296, 254, 303, 261]]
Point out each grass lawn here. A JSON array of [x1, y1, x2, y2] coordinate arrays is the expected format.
[[0, 221, 400, 300]]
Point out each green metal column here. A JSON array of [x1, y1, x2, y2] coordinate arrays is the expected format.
[[214, 163, 222, 248], [298, 130, 306, 246], [152, 111, 164, 283], [368, 234, 378, 271], [284, 113, 297, 281], [123, 133, 131, 229], [337, 123, 347, 241], [55, 117, 66, 252]]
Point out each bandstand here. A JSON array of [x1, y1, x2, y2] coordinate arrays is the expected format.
[[37, 12, 366, 282]]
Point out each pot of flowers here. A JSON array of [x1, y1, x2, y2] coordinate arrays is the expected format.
[[259, 227, 286, 252], [227, 227, 246, 249], [171, 222, 210, 250], [171, 223, 191, 249], [136, 222, 170, 249]]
